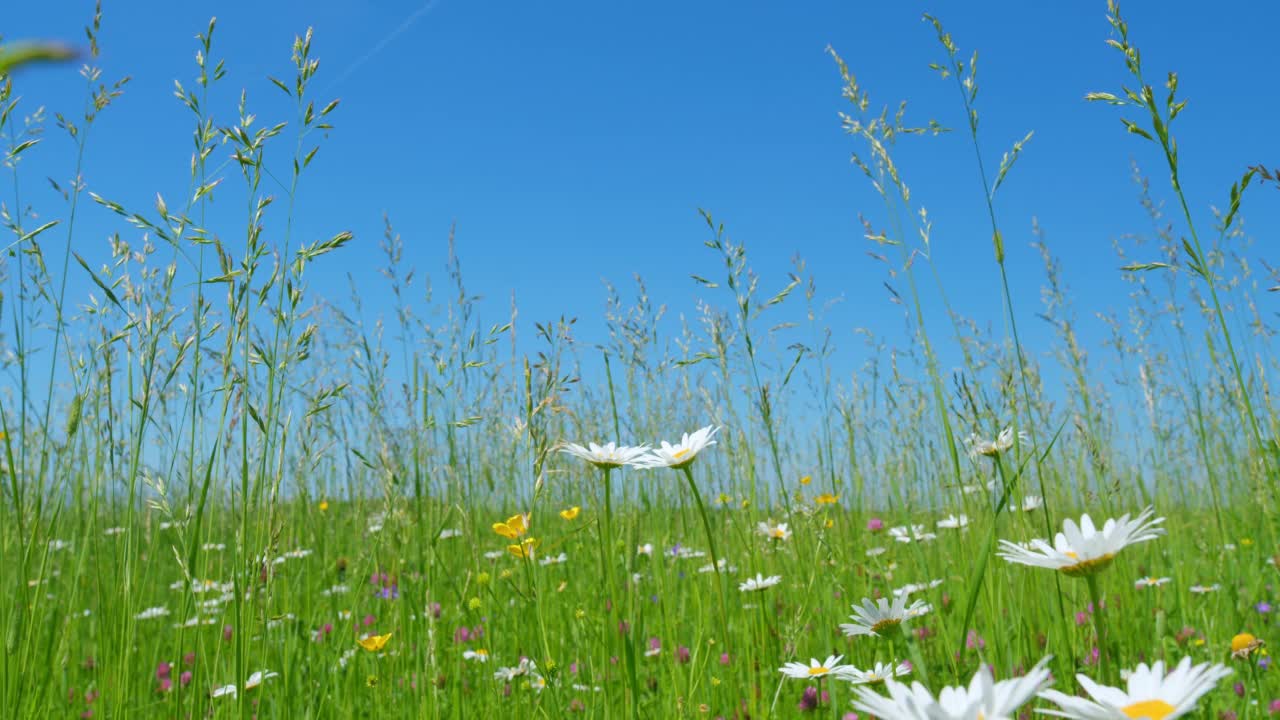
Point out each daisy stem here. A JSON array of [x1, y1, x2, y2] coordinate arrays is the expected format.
[[679, 464, 729, 642], [1084, 573, 1109, 681], [599, 465, 616, 605]]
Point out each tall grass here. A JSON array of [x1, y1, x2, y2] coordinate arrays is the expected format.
[[0, 2, 1275, 718]]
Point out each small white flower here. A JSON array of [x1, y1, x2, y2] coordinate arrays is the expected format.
[[836, 661, 911, 685], [840, 595, 931, 637], [243, 670, 279, 690], [210, 684, 237, 699], [779, 654, 854, 680], [738, 573, 782, 592], [1134, 576, 1171, 589], [1037, 657, 1231, 720], [439, 528, 463, 539], [865, 546, 887, 558], [201, 542, 226, 552], [698, 559, 735, 574], [558, 441, 651, 469], [48, 539, 72, 552], [889, 525, 937, 544], [321, 584, 350, 597], [892, 579, 944, 598], [936, 514, 969, 530], [1189, 583, 1221, 594], [463, 649, 490, 663], [757, 520, 792, 541], [135, 606, 170, 620], [1021, 495, 1044, 512], [538, 552, 568, 566], [104, 527, 126, 536], [964, 426, 1029, 460], [637, 543, 654, 556], [640, 425, 720, 469]]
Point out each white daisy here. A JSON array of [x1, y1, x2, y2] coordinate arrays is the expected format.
[[1134, 576, 1171, 589], [483, 550, 505, 560], [202, 542, 226, 551], [494, 657, 538, 682], [210, 684, 237, 699], [1022, 495, 1044, 512], [698, 559, 736, 574], [462, 649, 490, 663], [964, 426, 1028, 460], [889, 525, 937, 544], [557, 441, 650, 469], [1037, 657, 1231, 720], [135, 606, 170, 620], [637, 543, 654, 556], [852, 657, 1052, 720], [840, 594, 931, 637], [865, 546, 887, 558], [243, 670, 279, 690], [779, 654, 855, 680], [739, 573, 782, 592], [757, 520, 792, 541], [937, 514, 970, 530], [538, 552, 568, 566], [997, 507, 1165, 577], [1189, 583, 1220, 594], [104, 527, 126, 536], [892, 579, 944, 598], [836, 661, 911, 685], [640, 425, 720, 469]]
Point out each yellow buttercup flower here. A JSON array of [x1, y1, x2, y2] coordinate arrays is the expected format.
[[318, 500, 329, 512], [824, 518, 834, 529], [799, 475, 812, 486], [357, 632, 392, 652], [507, 537, 540, 558], [492, 513, 530, 539], [815, 493, 839, 505], [559, 506, 580, 521]]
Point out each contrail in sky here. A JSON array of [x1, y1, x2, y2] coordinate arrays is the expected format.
[[325, 0, 442, 92]]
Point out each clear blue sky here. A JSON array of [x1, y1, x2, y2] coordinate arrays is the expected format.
[[5, 1, 1279, 407]]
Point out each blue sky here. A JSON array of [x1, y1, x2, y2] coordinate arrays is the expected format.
[[5, 1, 1278, 410]]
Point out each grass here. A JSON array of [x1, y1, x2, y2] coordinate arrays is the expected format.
[[1, 1, 1277, 717]]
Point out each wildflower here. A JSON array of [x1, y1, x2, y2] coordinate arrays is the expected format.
[[891, 579, 944, 598], [780, 655, 853, 680], [867, 518, 885, 532], [997, 507, 1165, 577], [800, 475, 812, 486], [463, 649, 490, 663], [888, 524, 937, 544], [815, 493, 839, 505], [1135, 576, 1172, 589], [1022, 495, 1044, 511], [637, 543, 653, 556], [319, 500, 329, 512], [1038, 657, 1231, 720], [135, 607, 170, 620], [1190, 584, 1221, 594], [1257, 602, 1273, 615], [1232, 633, 1264, 660], [757, 520, 792, 541], [964, 426, 1027, 459], [841, 595, 931, 637], [739, 573, 782, 593], [492, 513, 531, 540], [559, 507, 580, 521], [836, 661, 911, 685], [866, 547, 887, 558], [557, 441, 650, 469], [936, 514, 969, 530], [508, 538, 540, 559], [853, 657, 1051, 719], [243, 670, 278, 690], [357, 632, 392, 653], [366, 675, 377, 687], [639, 426, 719, 469], [104, 527, 125, 536], [210, 684, 236, 699], [538, 552, 568, 566]]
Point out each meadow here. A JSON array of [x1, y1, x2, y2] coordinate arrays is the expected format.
[[1, 2, 1277, 718]]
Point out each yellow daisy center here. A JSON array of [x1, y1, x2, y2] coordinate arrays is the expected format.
[[807, 666, 829, 676], [770, 529, 785, 538], [1060, 552, 1116, 577], [870, 618, 902, 633], [1122, 699, 1175, 719], [672, 448, 690, 460]]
